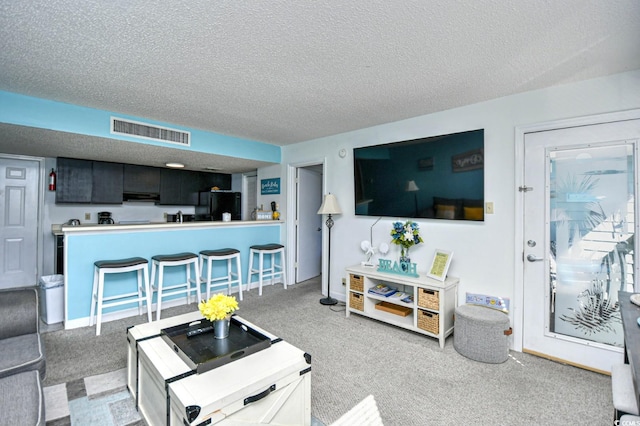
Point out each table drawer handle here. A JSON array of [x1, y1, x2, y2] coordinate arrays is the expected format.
[[244, 384, 276, 405]]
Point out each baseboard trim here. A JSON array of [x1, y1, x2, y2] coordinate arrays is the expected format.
[[522, 348, 611, 376]]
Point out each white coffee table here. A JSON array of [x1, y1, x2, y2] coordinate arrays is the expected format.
[[127, 312, 311, 426]]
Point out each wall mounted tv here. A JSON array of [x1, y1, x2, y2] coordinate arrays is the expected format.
[[354, 129, 484, 221]]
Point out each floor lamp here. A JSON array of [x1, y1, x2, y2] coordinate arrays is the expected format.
[[317, 193, 342, 305], [405, 180, 419, 217]]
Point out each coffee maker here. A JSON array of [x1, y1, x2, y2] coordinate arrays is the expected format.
[[98, 212, 115, 224]]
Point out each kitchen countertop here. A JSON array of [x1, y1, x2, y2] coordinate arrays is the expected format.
[[51, 220, 283, 235]]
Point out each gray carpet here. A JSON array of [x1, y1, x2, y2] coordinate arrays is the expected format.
[[43, 278, 613, 425]]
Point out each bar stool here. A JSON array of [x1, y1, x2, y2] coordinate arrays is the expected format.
[[247, 244, 287, 296], [199, 248, 243, 301], [150, 252, 200, 320], [90, 257, 151, 336]]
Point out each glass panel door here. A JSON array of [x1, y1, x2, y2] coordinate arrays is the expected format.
[[549, 143, 635, 347]]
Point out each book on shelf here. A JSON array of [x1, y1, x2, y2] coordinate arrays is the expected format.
[[368, 284, 397, 297], [387, 292, 413, 303], [401, 294, 414, 304]]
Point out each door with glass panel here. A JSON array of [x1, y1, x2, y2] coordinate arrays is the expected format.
[[523, 119, 640, 373]]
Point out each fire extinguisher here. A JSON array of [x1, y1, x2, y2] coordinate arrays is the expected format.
[[49, 169, 56, 191]]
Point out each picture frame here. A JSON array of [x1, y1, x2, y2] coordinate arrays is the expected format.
[[427, 249, 453, 281], [417, 157, 434, 171]]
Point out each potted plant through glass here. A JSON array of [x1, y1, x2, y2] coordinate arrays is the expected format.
[[390, 220, 424, 270], [199, 294, 239, 339]]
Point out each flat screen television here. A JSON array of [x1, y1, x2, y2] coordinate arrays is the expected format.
[[354, 129, 484, 221]]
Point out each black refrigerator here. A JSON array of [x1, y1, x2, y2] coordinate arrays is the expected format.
[[195, 191, 242, 221]]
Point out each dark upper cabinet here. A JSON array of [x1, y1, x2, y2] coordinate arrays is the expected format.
[[160, 169, 202, 205], [56, 159, 231, 206], [159, 168, 183, 205], [56, 158, 92, 203], [201, 172, 232, 191], [92, 161, 123, 204], [123, 164, 161, 194], [182, 170, 203, 205]]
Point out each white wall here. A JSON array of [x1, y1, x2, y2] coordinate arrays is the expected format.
[[279, 70, 640, 322]]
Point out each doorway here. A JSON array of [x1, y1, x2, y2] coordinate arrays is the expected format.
[[287, 161, 324, 288], [517, 112, 640, 373], [0, 155, 43, 289]]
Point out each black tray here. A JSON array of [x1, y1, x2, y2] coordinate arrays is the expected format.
[[160, 316, 272, 374]]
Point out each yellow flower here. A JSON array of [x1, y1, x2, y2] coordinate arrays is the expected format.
[[199, 294, 239, 321]]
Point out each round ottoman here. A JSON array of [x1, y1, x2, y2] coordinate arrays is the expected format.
[[454, 304, 511, 364]]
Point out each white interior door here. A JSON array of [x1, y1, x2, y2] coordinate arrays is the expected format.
[[242, 173, 257, 220], [295, 167, 322, 283], [523, 118, 640, 373], [0, 157, 40, 289]]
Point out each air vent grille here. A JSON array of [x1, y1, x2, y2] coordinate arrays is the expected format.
[[111, 117, 190, 146]]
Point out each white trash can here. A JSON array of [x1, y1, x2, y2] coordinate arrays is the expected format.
[[39, 274, 64, 324]]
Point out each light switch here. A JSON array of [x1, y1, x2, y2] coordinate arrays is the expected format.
[[485, 202, 494, 214]]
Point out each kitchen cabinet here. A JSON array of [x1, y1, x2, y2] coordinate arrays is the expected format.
[[56, 159, 231, 205], [159, 168, 182, 204], [181, 170, 203, 204], [161, 170, 230, 205], [56, 158, 92, 203], [91, 161, 123, 204], [123, 164, 160, 194], [159, 169, 201, 205], [201, 172, 231, 191]]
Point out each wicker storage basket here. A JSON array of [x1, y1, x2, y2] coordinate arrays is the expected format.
[[417, 288, 439, 310], [350, 274, 364, 292], [417, 309, 439, 334], [349, 292, 364, 311]]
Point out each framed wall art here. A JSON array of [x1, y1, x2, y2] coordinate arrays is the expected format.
[[427, 249, 453, 281]]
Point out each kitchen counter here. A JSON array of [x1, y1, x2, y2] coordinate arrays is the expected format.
[[56, 220, 284, 329], [51, 220, 282, 235]]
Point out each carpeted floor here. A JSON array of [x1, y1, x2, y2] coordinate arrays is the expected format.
[[42, 278, 614, 425]]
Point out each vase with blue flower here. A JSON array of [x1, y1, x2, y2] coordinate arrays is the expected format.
[[390, 220, 423, 271]]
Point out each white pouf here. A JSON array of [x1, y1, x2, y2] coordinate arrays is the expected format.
[[454, 304, 511, 364]]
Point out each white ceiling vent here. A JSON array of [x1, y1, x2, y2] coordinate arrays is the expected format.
[[111, 117, 190, 146]]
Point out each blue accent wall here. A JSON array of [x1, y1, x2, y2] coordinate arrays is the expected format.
[[65, 224, 281, 321], [0, 91, 280, 163]]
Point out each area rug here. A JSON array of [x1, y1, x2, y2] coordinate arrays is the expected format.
[[44, 368, 143, 426], [44, 368, 325, 426]]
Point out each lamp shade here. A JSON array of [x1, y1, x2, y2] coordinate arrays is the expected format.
[[317, 193, 342, 215], [405, 180, 419, 192]]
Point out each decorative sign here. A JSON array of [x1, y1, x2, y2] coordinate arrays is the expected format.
[[466, 292, 510, 312], [261, 178, 280, 195], [377, 258, 419, 278], [452, 149, 484, 172]]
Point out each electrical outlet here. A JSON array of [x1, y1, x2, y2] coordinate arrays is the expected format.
[[342, 278, 346, 286], [163, 212, 168, 219], [85, 212, 90, 220], [485, 202, 494, 214]]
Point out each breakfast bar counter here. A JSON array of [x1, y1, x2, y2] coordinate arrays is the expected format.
[[55, 220, 283, 328]]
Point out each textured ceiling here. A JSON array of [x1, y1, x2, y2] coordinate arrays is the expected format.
[[0, 1, 639, 171]]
